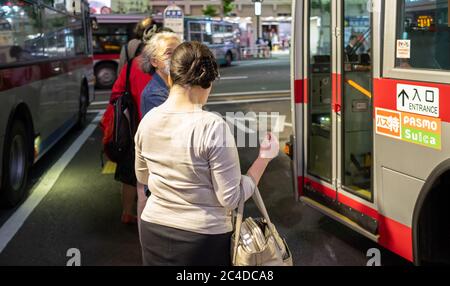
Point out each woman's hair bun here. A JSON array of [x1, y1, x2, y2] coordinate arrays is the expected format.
[[170, 41, 219, 89]]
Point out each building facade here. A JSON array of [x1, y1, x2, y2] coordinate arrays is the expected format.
[[150, 0, 292, 48], [99, 0, 291, 18], [90, 0, 292, 49], [148, 0, 291, 17]]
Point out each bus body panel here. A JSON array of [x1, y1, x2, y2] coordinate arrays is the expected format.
[[373, 78, 450, 227], [0, 56, 92, 161], [291, 0, 449, 263], [291, 0, 307, 201], [0, 0, 94, 205]]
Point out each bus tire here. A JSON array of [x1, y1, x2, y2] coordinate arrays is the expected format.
[[76, 82, 89, 129], [225, 52, 233, 67], [1, 120, 30, 207], [95, 62, 117, 89]]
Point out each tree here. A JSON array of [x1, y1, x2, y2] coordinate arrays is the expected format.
[[222, 0, 235, 16], [202, 5, 219, 17]]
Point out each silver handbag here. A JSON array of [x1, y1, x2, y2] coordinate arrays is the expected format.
[[231, 187, 293, 266]]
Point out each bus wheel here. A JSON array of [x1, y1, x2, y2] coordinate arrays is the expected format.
[[95, 62, 117, 89], [1, 120, 30, 207], [225, 52, 233, 67], [76, 83, 88, 129], [416, 173, 450, 265]]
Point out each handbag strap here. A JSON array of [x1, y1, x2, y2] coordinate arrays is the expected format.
[[232, 181, 284, 265], [252, 188, 285, 253], [124, 57, 133, 97], [232, 188, 246, 265]]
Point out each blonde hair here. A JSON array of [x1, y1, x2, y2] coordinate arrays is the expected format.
[[140, 32, 181, 74]]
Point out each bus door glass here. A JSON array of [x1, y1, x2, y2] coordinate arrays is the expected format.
[[341, 0, 373, 200], [307, 0, 333, 181]]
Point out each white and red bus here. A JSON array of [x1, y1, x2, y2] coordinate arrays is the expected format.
[[91, 14, 162, 89], [0, 0, 95, 206], [288, 0, 449, 265]]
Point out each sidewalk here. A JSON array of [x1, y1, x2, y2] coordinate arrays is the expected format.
[[271, 49, 290, 56]]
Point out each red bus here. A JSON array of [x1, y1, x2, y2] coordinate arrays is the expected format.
[[91, 14, 162, 89], [0, 0, 95, 206], [288, 0, 449, 265]]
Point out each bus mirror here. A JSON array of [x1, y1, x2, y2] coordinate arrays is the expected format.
[[91, 17, 99, 31]]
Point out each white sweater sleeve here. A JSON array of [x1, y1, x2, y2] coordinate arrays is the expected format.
[[134, 124, 149, 185], [207, 120, 256, 210]]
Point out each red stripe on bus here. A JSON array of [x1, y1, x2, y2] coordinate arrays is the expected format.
[[299, 175, 414, 261], [297, 176, 304, 196], [0, 57, 93, 93], [339, 191, 413, 261], [332, 73, 342, 113], [378, 215, 413, 262], [294, 79, 307, 103], [304, 176, 337, 200], [303, 175, 378, 219], [93, 54, 120, 61], [374, 78, 450, 123]]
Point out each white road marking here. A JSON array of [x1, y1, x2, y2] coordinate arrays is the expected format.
[[210, 90, 290, 97], [206, 97, 290, 105], [0, 112, 104, 253], [87, 109, 106, 114], [233, 59, 289, 67], [219, 76, 249, 80], [90, 101, 109, 106]]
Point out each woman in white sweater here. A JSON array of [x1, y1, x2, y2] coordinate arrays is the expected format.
[[134, 41, 279, 266]]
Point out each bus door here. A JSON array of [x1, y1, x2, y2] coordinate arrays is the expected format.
[[338, 0, 373, 202], [304, 0, 376, 233]]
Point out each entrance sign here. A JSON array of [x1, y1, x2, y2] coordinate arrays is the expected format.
[[396, 84, 439, 118]]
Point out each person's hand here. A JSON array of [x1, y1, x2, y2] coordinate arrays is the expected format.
[[259, 132, 279, 161]]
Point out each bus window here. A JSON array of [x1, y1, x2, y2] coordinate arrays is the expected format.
[[92, 23, 132, 55], [71, 17, 86, 55], [189, 22, 202, 32], [342, 0, 373, 200], [188, 22, 203, 42], [307, 0, 332, 181], [0, 0, 43, 65], [203, 33, 213, 44], [396, 0, 449, 70], [42, 8, 70, 58]]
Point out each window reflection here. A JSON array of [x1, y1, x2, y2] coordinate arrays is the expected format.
[[342, 0, 373, 201], [92, 23, 134, 55], [396, 0, 449, 70], [308, 0, 332, 181], [0, 0, 43, 65]]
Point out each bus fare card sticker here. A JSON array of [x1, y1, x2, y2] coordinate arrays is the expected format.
[[396, 40, 411, 59], [376, 108, 441, 150]]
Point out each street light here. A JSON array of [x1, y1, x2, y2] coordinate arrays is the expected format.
[[252, 0, 263, 40]]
